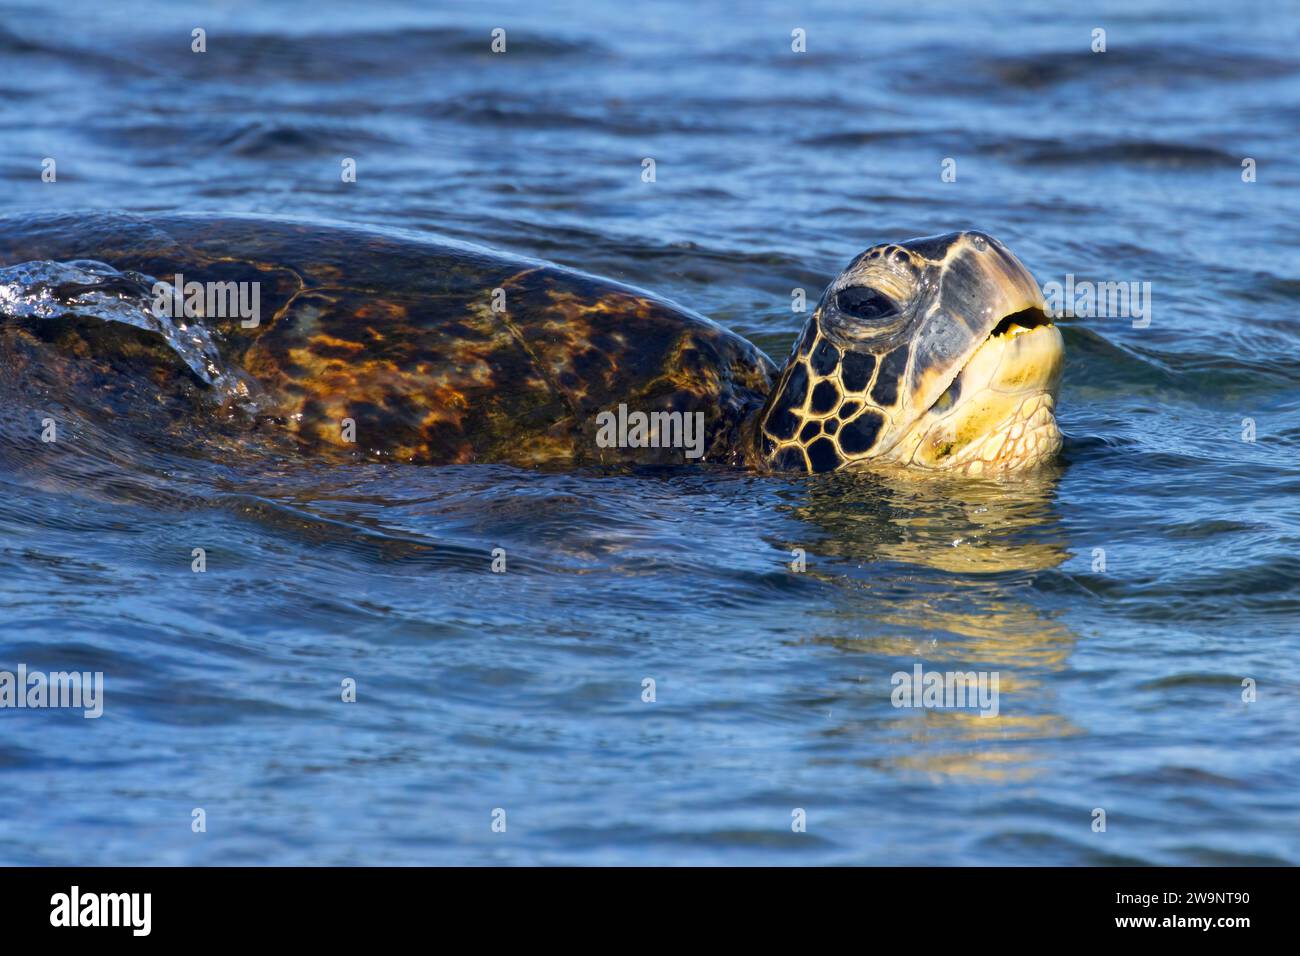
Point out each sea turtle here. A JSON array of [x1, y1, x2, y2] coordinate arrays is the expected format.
[[0, 214, 1063, 475]]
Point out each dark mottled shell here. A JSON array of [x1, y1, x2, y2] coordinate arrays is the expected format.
[[0, 214, 776, 467]]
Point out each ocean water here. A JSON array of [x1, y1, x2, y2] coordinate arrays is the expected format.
[[1, 0, 1298, 865]]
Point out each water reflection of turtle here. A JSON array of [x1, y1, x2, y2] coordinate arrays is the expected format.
[[0, 216, 1062, 474], [784, 466, 1070, 574], [778, 470, 1081, 781]]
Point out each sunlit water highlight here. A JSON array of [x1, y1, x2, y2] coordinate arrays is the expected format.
[[0, 0, 1297, 864]]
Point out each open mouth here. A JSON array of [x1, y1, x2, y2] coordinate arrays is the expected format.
[[924, 307, 1056, 417], [986, 305, 1054, 340], [888, 303, 1063, 473]]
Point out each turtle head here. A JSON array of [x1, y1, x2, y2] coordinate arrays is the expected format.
[[756, 230, 1063, 476]]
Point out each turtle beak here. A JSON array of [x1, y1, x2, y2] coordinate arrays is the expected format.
[[882, 248, 1064, 474], [755, 231, 1063, 476], [900, 233, 1052, 423]]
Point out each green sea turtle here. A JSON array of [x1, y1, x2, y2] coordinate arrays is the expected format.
[[0, 214, 1063, 475]]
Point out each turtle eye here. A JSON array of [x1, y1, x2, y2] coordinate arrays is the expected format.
[[834, 287, 897, 322]]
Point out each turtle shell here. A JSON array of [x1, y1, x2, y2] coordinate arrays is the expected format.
[[0, 214, 776, 467]]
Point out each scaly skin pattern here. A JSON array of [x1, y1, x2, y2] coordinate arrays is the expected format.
[[753, 231, 1063, 474], [0, 214, 775, 468], [0, 217, 1060, 475]]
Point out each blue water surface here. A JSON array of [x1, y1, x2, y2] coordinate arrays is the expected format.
[[0, 0, 1298, 864]]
